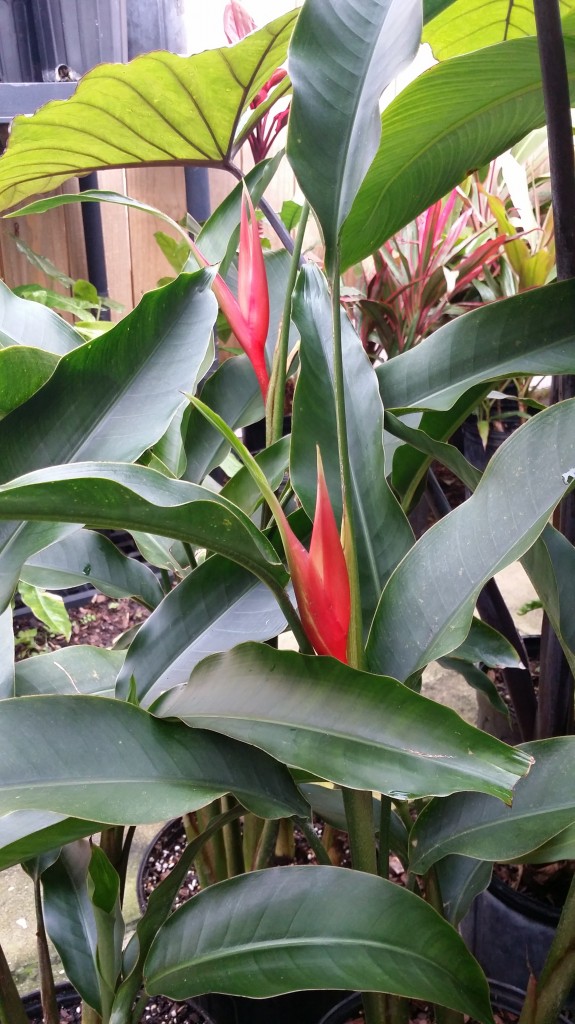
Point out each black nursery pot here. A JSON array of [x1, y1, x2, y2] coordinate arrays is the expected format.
[[22, 981, 216, 1023], [460, 873, 575, 1011], [196, 990, 348, 1024], [316, 983, 572, 1024]]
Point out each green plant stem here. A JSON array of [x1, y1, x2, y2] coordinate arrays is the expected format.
[[221, 796, 245, 876], [268, 201, 310, 448], [519, 868, 575, 1024], [243, 814, 265, 871], [33, 875, 59, 1024], [424, 869, 464, 1024], [0, 939, 28, 1024], [160, 568, 171, 594], [100, 826, 124, 873], [183, 542, 197, 569], [330, 253, 363, 669], [183, 812, 215, 889], [254, 819, 280, 870], [265, 576, 314, 655], [378, 796, 392, 879], [532, 0, 575, 738], [117, 826, 136, 906], [83, 1004, 103, 1024], [295, 818, 333, 866]]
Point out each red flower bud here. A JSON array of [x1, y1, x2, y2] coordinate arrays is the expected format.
[[278, 452, 351, 662]]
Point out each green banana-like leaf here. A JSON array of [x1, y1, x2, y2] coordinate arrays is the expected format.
[[449, 618, 523, 669], [435, 855, 492, 927], [0, 13, 297, 213], [385, 412, 481, 496], [144, 866, 492, 1024], [42, 842, 100, 1014], [88, 845, 124, 1021], [21, 530, 164, 610], [0, 279, 82, 353], [409, 738, 575, 873], [14, 646, 124, 698], [18, 581, 71, 638], [221, 437, 290, 515], [0, 463, 287, 589], [0, 270, 217, 609], [155, 643, 532, 803], [424, 0, 575, 59], [378, 280, 575, 413], [0, 696, 308, 822], [522, 525, 575, 676], [291, 266, 413, 629], [287, 0, 422, 271], [367, 401, 575, 681], [339, 33, 575, 269], [115, 556, 288, 706], [0, 347, 59, 417], [0, 811, 103, 872]]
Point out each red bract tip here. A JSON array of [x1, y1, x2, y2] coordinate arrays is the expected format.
[[201, 189, 270, 400], [280, 452, 351, 662]]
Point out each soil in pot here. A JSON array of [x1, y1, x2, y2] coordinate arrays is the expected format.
[[23, 982, 214, 1023]]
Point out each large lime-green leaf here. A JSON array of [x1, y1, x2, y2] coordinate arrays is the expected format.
[[14, 646, 124, 698], [0, 463, 287, 587], [409, 738, 575, 872], [116, 556, 288, 706], [0, 13, 297, 213], [156, 643, 531, 802], [339, 34, 575, 269], [287, 0, 422, 271], [367, 401, 575, 680], [378, 281, 575, 413], [424, 0, 575, 59], [0, 279, 81, 354], [291, 266, 413, 629], [21, 530, 164, 610], [0, 811, 103, 872], [0, 696, 307, 823], [0, 347, 59, 418], [144, 866, 492, 1024], [42, 842, 100, 1014]]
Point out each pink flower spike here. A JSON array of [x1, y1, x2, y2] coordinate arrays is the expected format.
[[280, 452, 351, 662]]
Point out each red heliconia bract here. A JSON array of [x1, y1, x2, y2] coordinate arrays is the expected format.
[[276, 452, 351, 663], [191, 189, 270, 399]]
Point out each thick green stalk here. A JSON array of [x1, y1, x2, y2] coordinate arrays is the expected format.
[[0, 940, 28, 1024], [183, 812, 215, 890], [268, 201, 310, 447], [295, 818, 333, 866], [221, 796, 245, 876], [243, 814, 265, 872], [378, 796, 392, 879], [33, 876, 59, 1024], [519, 869, 575, 1024], [424, 869, 464, 1024], [254, 819, 280, 870]]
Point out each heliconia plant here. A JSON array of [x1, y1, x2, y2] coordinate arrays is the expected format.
[[0, 2, 575, 1024]]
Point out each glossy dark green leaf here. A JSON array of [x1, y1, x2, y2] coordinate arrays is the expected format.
[[116, 556, 287, 705], [449, 618, 523, 669], [0, 13, 297, 213], [42, 841, 100, 1013], [0, 811, 103, 872], [0, 347, 59, 417], [144, 866, 492, 1024], [409, 738, 575, 873], [340, 35, 575, 269], [14, 646, 124, 698], [291, 266, 413, 628], [156, 643, 531, 802], [287, 0, 422, 270], [378, 280, 575, 413], [21, 530, 163, 610], [0, 279, 81, 354], [0, 696, 308, 823], [522, 525, 575, 676], [0, 463, 287, 588], [367, 401, 575, 681], [0, 270, 217, 609], [424, 0, 575, 59], [385, 412, 481, 496], [435, 855, 492, 927]]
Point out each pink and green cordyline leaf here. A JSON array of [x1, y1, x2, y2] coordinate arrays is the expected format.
[[190, 398, 351, 662]]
